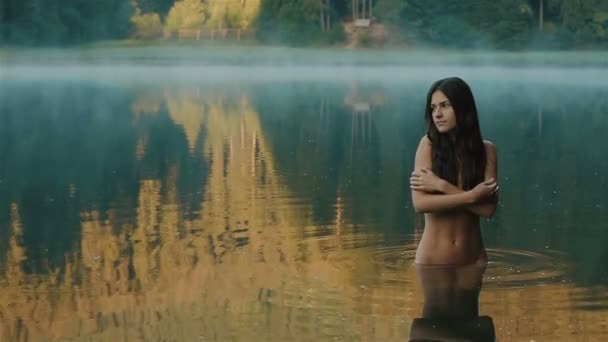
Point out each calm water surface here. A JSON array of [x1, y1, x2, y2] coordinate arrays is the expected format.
[[0, 68, 607, 341]]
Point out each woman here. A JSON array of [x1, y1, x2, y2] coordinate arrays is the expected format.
[[410, 76, 498, 266], [409, 77, 498, 324]]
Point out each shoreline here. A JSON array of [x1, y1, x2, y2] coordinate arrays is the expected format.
[[2, 44, 608, 68]]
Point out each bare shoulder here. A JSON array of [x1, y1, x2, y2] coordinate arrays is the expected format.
[[483, 140, 497, 161], [418, 135, 432, 149], [415, 135, 432, 168], [483, 140, 496, 152], [416, 135, 432, 157]]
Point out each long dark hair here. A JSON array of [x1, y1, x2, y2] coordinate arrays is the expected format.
[[425, 77, 486, 191]]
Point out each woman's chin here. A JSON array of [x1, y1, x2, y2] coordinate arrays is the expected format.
[[437, 127, 454, 134]]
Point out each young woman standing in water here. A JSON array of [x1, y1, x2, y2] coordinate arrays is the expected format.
[[410, 76, 498, 266], [409, 77, 498, 325]]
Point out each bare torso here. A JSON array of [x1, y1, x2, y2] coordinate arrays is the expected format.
[[412, 138, 496, 266], [415, 209, 487, 265]]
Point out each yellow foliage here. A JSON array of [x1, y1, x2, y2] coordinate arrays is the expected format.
[[206, 0, 261, 29], [131, 12, 162, 39], [165, 0, 207, 33]]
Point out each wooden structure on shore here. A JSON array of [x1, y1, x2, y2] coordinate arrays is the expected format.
[[164, 28, 256, 42]]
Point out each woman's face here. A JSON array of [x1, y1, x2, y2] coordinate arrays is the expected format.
[[430, 90, 457, 133]]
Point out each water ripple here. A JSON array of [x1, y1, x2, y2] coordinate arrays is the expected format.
[[320, 232, 572, 290], [484, 248, 572, 288]]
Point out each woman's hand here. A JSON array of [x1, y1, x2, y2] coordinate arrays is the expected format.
[[470, 178, 498, 203], [410, 168, 446, 193]]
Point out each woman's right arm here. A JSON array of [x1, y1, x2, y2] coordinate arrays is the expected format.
[[411, 136, 477, 213], [438, 180, 497, 217], [434, 141, 498, 218]]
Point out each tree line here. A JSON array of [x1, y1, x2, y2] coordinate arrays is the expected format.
[[0, 0, 607, 48]]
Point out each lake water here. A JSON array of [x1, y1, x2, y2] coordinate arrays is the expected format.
[[0, 65, 607, 341]]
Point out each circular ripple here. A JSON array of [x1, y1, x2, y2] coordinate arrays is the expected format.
[[323, 232, 419, 288], [484, 248, 572, 288], [323, 233, 572, 289]]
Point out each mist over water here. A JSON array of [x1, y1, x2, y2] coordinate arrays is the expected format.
[[3, 48, 608, 86], [1, 53, 607, 340], [3, 65, 608, 86]]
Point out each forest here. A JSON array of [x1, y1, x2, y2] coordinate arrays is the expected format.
[[0, 0, 607, 49]]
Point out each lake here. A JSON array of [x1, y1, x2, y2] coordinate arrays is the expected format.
[[1, 62, 607, 341]]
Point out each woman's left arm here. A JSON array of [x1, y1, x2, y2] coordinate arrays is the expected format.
[[470, 141, 498, 217], [445, 141, 498, 218], [410, 141, 498, 218]]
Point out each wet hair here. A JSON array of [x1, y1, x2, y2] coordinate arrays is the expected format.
[[424, 77, 486, 190]]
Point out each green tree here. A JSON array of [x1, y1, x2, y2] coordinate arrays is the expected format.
[[373, 0, 407, 26], [136, 0, 175, 18], [400, 0, 534, 49], [256, 0, 344, 45], [0, 0, 133, 45], [560, 0, 608, 44]]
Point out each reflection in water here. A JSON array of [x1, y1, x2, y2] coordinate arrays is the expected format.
[[0, 80, 607, 340], [410, 317, 495, 342], [417, 262, 486, 319], [410, 262, 495, 341]]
